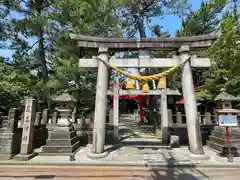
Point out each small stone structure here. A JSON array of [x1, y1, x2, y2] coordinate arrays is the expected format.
[[207, 89, 240, 156], [0, 108, 21, 160], [40, 92, 80, 161]]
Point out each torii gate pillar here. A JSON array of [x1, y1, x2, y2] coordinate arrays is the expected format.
[[179, 45, 206, 157], [87, 47, 109, 159]]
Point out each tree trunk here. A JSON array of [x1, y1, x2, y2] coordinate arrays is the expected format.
[[37, 9, 50, 109]]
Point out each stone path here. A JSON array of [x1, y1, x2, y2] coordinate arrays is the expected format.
[[74, 116, 240, 166], [117, 115, 163, 143]]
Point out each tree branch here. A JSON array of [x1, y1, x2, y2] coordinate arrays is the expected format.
[[21, 38, 43, 56]]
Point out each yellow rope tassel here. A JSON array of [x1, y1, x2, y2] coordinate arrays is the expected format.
[[142, 82, 150, 93], [157, 78, 165, 89], [126, 79, 135, 89]]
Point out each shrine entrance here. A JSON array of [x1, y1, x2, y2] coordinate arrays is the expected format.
[[107, 79, 181, 139], [70, 34, 216, 159]]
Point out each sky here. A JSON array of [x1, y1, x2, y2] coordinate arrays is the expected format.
[[0, 0, 203, 59]]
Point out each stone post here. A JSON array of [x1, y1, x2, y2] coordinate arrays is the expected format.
[[176, 112, 182, 126], [197, 112, 202, 124], [7, 108, 18, 133], [72, 107, 76, 123], [52, 112, 58, 124], [161, 77, 169, 145], [168, 109, 173, 127], [41, 109, 48, 125], [204, 112, 212, 125], [179, 45, 205, 157], [35, 112, 42, 126], [0, 108, 19, 160], [113, 77, 119, 140], [15, 98, 37, 160], [88, 47, 109, 159]]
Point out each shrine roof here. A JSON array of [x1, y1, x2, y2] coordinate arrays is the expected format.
[[53, 92, 77, 102], [70, 34, 217, 51], [214, 89, 239, 101], [215, 109, 240, 114]]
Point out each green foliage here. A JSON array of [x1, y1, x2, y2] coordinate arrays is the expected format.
[[196, 90, 213, 101], [0, 0, 239, 113], [208, 13, 240, 97], [0, 58, 36, 111], [176, 1, 223, 37]]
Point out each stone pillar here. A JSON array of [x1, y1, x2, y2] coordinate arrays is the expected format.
[[7, 108, 18, 133], [0, 108, 19, 160], [72, 107, 76, 123], [15, 98, 37, 160], [88, 47, 109, 159], [35, 112, 42, 126], [168, 109, 173, 127], [179, 45, 205, 156], [197, 112, 202, 124], [41, 109, 48, 125], [176, 112, 182, 125], [113, 77, 119, 140], [52, 111, 58, 124], [161, 77, 169, 145], [204, 112, 212, 125]]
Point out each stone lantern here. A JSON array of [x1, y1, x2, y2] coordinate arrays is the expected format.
[[207, 88, 240, 157], [52, 92, 77, 125], [214, 88, 239, 110], [41, 92, 80, 161]]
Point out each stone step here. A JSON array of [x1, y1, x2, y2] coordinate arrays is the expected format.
[[0, 137, 13, 145], [0, 128, 11, 133], [206, 141, 223, 153], [207, 140, 240, 156], [41, 141, 80, 154], [46, 136, 79, 146], [0, 133, 14, 139], [214, 127, 240, 134], [1, 120, 9, 126], [47, 125, 73, 132], [209, 135, 240, 146], [0, 145, 12, 154], [212, 130, 240, 139], [48, 131, 76, 139], [122, 144, 170, 150]]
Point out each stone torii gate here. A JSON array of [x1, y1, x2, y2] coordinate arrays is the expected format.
[[70, 34, 216, 159]]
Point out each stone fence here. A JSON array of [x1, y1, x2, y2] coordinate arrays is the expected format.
[[0, 108, 48, 160], [0, 106, 219, 160], [168, 110, 217, 127], [167, 110, 216, 145]]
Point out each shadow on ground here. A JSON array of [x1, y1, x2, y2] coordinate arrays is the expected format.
[[0, 160, 211, 180], [148, 153, 210, 180], [0, 152, 211, 180]]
